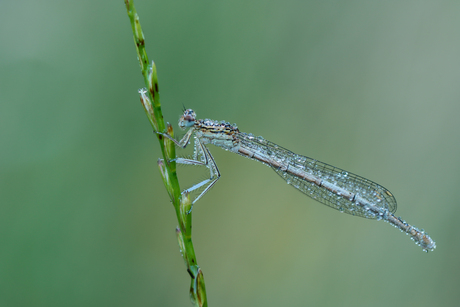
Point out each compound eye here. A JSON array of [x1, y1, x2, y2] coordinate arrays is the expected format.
[[185, 109, 196, 119], [179, 109, 196, 129]]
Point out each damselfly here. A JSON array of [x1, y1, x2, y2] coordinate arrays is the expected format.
[[160, 108, 436, 252]]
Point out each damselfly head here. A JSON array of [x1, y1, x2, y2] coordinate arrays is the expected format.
[[179, 109, 196, 130]]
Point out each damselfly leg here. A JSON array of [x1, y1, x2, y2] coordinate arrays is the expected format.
[[158, 131, 221, 208]]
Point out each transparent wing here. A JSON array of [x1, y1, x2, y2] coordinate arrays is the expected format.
[[238, 133, 397, 219]]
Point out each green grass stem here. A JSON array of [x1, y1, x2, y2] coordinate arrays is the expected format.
[[124, 1, 207, 306]]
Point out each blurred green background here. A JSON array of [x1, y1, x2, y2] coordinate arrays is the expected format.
[[2, 1, 460, 306]]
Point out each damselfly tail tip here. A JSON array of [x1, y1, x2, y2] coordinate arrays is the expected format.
[[413, 231, 436, 252]]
